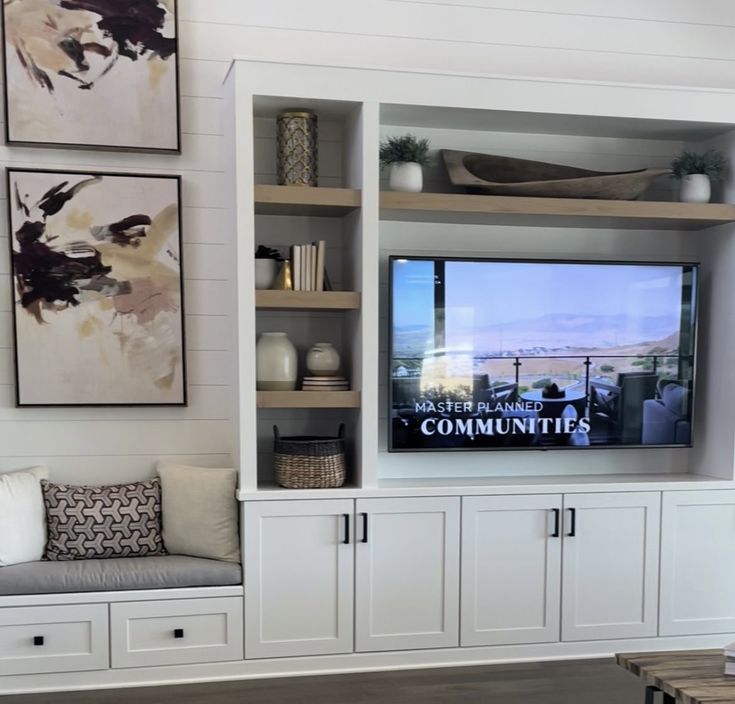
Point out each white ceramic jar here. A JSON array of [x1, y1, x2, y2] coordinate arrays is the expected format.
[[389, 162, 423, 193], [254, 259, 278, 289], [306, 342, 341, 376], [256, 333, 298, 390], [679, 174, 711, 203]]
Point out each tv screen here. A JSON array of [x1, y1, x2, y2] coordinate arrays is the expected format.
[[389, 257, 697, 452]]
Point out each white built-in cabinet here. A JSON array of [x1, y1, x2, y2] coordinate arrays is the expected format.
[[660, 490, 735, 636], [244, 496, 460, 659], [560, 492, 661, 642], [460, 491, 660, 648], [355, 497, 460, 652], [244, 490, 667, 659], [461, 494, 562, 647], [243, 499, 355, 659]]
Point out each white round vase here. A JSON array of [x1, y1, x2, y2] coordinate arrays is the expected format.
[[679, 174, 711, 203], [254, 259, 278, 290], [306, 342, 341, 376], [389, 162, 423, 193], [256, 333, 297, 390]]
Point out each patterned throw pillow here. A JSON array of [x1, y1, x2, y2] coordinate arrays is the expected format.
[[42, 479, 166, 561]]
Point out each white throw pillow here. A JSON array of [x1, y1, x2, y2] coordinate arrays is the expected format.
[[0, 466, 49, 566], [157, 463, 240, 563]]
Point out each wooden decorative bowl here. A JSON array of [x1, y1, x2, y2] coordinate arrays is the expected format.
[[441, 149, 671, 200]]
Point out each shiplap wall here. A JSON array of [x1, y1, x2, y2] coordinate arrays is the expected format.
[[1, 0, 733, 484]]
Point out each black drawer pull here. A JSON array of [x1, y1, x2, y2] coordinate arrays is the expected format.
[[360, 512, 368, 544], [568, 508, 577, 537], [342, 513, 350, 544], [33, 636, 44, 647], [174, 628, 185, 639], [551, 508, 561, 538]]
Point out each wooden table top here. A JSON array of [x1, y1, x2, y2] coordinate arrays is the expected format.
[[617, 650, 735, 704]]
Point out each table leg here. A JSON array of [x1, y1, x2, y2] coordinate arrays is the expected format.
[[645, 686, 659, 704]]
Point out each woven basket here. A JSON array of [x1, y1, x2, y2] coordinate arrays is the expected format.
[[273, 424, 346, 489]]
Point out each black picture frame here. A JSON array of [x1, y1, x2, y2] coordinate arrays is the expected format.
[[1, 1, 181, 153], [7, 167, 188, 407]]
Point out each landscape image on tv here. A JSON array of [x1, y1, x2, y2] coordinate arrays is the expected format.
[[389, 257, 697, 452]]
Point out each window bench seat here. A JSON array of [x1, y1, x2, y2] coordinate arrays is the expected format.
[[0, 555, 243, 596]]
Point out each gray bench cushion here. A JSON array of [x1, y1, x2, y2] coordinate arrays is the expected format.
[[0, 556, 242, 596]]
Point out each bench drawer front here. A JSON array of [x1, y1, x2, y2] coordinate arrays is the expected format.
[[110, 597, 243, 668], [0, 604, 109, 675]]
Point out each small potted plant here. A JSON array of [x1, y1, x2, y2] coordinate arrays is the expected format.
[[254, 245, 281, 290], [379, 134, 431, 193], [671, 149, 726, 203]]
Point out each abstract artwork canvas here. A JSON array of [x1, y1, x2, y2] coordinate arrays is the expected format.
[[2, 0, 179, 151], [8, 168, 186, 406]]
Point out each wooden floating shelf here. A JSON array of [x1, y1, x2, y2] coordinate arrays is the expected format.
[[255, 290, 361, 311], [255, 184, 361, 217], [257, 391, 361, 409], [380, 191, 735, 230]]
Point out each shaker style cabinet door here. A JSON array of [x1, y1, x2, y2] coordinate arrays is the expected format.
[[355, 496, 460, 652], [561, 491, 661, 642], [660, 490, 735, 636], [461, 494, 563, 647], [244, 499, 354, 659]]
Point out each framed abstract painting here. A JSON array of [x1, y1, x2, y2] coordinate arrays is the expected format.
[[7, 168, 187, 406], [2, 0, 180, 152]]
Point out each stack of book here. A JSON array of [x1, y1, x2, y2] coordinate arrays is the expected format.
[[291, 240, 328, 291], [725, 642, 735, 675], [302, 376, 350, 392]]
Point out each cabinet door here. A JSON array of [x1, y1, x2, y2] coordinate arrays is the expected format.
[[561, 491, 660, 642], [461, 494, 562, 647], [660, 490, 735, 636], [244, 499, 354, 659], [355, 496, 460, 652]]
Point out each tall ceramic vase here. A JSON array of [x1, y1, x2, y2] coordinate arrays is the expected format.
[[256, 333, 297, 391], [679, 174, 711, 203], [389, 162, 423, 193]]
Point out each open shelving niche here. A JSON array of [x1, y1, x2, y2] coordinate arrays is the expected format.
[[226, 59, 735, 498], [226, 88, 379, 494]]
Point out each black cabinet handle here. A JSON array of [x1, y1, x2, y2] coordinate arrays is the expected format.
[[174, 628, 184, 639], [342, 513, 350, 544], [551, 508, 561, 538], [360, 512, 368, 543], [33, 636, 44, 647], [568, 508, 577, 537]]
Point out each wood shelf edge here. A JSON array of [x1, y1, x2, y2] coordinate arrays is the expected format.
[[256, 391, 361, 409], [380, 191, 735, 222], [255, 290, 361, 310], [255, 184, 361, 208]]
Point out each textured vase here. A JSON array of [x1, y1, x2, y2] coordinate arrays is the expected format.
[[254, 259, 278, 290], [276, 111, 318, 186], [389, 162, 423, 193], [679, 174, 711, 203], [256, 333, 298, 390], [306, 342, 341, 376]]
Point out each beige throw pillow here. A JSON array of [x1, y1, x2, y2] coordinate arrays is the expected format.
[[157, 464, 240, 563]]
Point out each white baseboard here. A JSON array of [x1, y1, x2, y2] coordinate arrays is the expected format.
[[1, 633, 731, 695]]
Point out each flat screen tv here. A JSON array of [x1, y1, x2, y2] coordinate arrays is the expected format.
[[389, 257, 697, 452]]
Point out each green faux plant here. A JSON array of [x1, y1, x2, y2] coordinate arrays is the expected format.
[[379, 134, 431, 167], [671, 149, 727, 181], [255, 245, 282, 260]]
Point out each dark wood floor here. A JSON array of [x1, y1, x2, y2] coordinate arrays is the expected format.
[[2, 658, 645, 704]]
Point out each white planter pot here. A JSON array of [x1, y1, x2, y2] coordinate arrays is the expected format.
[[254, 259, 278, 289], [679, 174, 711, 203], [256, 333, 297, 390], [306, 342, 341, 376], [389, 162, 423, 193]]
